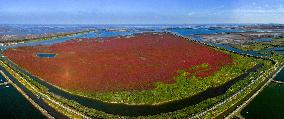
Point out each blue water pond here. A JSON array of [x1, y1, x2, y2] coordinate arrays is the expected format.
[[36, 53, 56, 58]]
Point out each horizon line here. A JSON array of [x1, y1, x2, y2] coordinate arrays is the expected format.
[[0, 23, 283, 25]]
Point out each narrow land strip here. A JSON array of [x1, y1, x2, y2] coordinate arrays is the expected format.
[[271, 80, 284, 84]]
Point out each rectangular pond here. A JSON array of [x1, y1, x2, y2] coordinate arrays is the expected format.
[[36, 53, 56, 58]]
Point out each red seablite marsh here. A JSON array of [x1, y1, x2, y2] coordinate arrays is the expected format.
[[4, 33, 233, 92]]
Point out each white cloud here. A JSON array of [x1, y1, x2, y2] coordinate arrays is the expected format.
[[187, 12, 195, 16], [229, 4, 284, 23], [185, 3, 284, 24], [187, 5, 226, 17], [209, 5, 225, 11]]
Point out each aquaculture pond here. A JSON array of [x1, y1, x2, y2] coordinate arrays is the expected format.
[[97, 29, 135, 37], [167, 28, 268, 57], [167, 28, 243, 36], [190, 36, 266, 57], [257, 47, 284, 55], [0, 74, 46, 119], [0, 24, 96, 35], [254, 38, 272, 43], [274, 69, 284, 81]]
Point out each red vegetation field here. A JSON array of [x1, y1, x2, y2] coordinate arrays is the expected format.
[[3, 33, 233, 92]]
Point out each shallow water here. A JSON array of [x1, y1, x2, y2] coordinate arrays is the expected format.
[[254, 38, 272, 42], [9, 32, 96, 48], [0, 24, 94, 35], [257, 47, 284, 55], [5, 28, 159, 49], [167, 28, 242, 36], [274, 69, 284, 82]]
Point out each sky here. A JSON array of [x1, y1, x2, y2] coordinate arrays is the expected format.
[[0, 0, 284, 24]]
